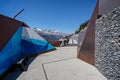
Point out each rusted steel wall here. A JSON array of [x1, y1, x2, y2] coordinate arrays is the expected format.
[[0, 14, 27, 51], [49, 40, 62, 47], [0, 15, 19, 51], [99, 0, 120, 15], [77, 0, 120, 65], [77, 1, 99, 65]]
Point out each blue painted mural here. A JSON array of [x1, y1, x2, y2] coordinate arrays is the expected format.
[[21, 27, 55, 55], [0, 27, 55, 76], [0, 26, 23, 75], [21, 39, 54, 54]]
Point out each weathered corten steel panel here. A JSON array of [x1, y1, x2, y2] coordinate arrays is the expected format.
[[0, 14, 28, 51], [77, 1, 99, 65], [77, 0, 120, 65], [99, 0, 120, 15]]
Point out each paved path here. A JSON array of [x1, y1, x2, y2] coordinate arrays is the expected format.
[[4, 46, 107, 80]]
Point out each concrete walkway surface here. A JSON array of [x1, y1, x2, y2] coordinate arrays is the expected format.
[[4, 46, 107, 80]]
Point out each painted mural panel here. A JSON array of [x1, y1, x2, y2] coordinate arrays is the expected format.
[[22, 27, 55, 55], [0, 27, 23, 75]]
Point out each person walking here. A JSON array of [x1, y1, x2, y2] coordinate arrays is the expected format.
[[66, 36, 69, 45]]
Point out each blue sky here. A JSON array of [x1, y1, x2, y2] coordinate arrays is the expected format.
[[0, 0, 97, 34]]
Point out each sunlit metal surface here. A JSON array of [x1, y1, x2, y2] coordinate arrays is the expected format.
[[77, 0, 120, 65], [77, 1, 99, 65]]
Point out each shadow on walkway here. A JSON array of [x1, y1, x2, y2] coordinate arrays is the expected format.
[[4, 57, 36, 80]]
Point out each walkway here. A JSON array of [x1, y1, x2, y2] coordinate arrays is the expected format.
[[4, 46, 107, 80]]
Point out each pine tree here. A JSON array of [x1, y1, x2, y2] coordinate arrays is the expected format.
[[75, 20, 89, 34]]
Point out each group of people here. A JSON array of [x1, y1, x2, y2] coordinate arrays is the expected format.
[[60, 36, 70, 47]]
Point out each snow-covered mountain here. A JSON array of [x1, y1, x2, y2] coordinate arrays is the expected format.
[[32, 28, 69, 41]]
